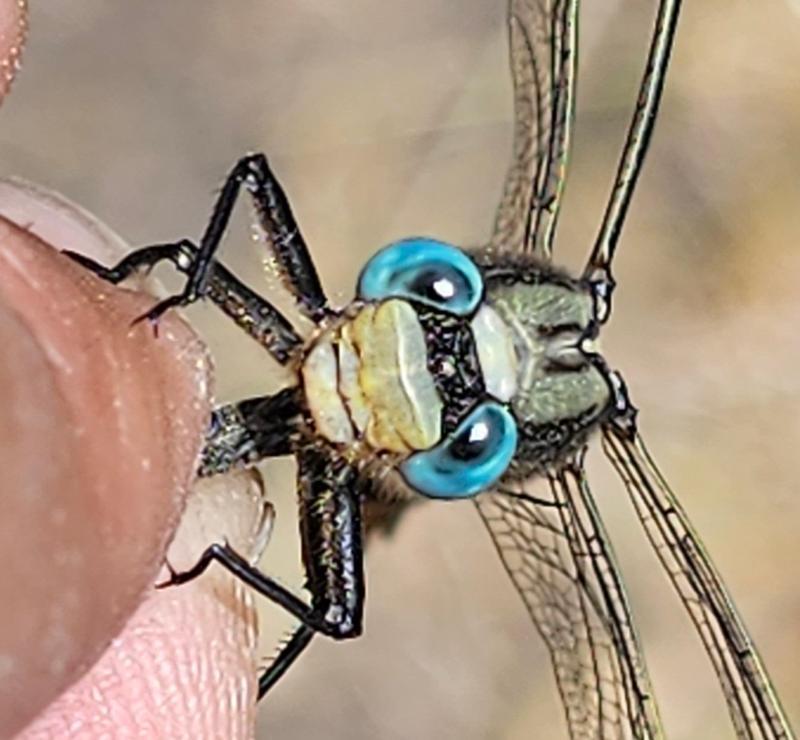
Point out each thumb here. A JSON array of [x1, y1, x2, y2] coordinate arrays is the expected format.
[[0, 180, 268, 738]]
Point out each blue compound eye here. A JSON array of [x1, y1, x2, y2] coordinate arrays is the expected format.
[[357, 238, 482, 316], [400, 402, 517, 499]]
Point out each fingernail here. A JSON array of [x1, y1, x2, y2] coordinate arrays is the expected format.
[[0, 177, 129, 260], [0, 177, 175, 294], [168, 468, 275, 576]]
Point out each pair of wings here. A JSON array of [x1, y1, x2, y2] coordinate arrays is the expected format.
[[474, 1, 793, 738]]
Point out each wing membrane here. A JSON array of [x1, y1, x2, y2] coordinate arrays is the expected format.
[[602, 423, 794, 740], [475, 460, 663, 739], [489, 0, 578, 260]]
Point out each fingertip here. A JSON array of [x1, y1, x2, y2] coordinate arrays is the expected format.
[[0, 213, 211, 566], [0, 193, 212, 732]]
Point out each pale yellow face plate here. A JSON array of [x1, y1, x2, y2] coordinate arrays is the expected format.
[[302, 299, 443, 454]]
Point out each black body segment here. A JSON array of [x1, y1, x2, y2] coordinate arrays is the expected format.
[[514, 407, 601, 475], [414, 306, 485, 433]]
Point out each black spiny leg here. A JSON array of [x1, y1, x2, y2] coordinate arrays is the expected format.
[[258, 624, 315, 700], [158, 542, 324, 627], [297, 446, 365, 641], [135, 154, 328, 324], [200, 387, 303, 476], [158, 446, 366, 698], [240, 154, 329, 320], [71, 154, 328, 326], [65, 241, 302, 364]]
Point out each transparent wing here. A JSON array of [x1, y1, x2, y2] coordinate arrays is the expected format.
[[475, 458, 664, 739], [489, 0, 578, 260], [602, 421, 794, 740]]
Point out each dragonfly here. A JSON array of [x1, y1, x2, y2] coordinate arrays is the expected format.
[[66, 0, 795, 738]]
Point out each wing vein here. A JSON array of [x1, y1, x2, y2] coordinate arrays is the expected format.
[[476, 467, 664, 739]]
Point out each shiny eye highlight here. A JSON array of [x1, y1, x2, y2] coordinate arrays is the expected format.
[[400, 402, 517, 499], [357, 238, 483, 316]]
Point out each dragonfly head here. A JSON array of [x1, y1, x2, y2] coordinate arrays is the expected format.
[[356, 239, 613, 499]]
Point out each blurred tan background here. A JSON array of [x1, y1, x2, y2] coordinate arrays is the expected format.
[[2, 2, 799, 738]]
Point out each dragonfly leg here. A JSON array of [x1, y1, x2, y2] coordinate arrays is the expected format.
[[136, 155, 328, 322], [237, 153, 330, 321], [76, 154, 328, 327], [159, 443, 365, 695], [65, 241, 303, 364], [159, 509, 363, 643], [200, 387, 302, 475], [65, 240, 193, 284], [296, 445, 365, 640], [158, 541, 329, 630], [258, 624, 315, 700]]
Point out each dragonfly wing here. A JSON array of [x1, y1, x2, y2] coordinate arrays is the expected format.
[[475, 458, 663, 739], [602, 422, 794, 740], [489, 0, 578, 260]]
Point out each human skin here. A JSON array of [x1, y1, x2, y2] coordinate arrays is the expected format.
[[0, 3, 265, 738]]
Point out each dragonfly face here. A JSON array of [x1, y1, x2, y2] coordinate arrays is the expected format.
[[66, 0, 795, 737], [342, 237, 614, 498]]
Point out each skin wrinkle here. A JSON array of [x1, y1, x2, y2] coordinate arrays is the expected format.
[[22, 531, 260, 739]]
